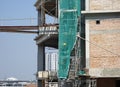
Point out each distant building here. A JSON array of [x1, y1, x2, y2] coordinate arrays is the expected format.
[[6, 77, 18, 81], [0, 77, 36, 87], [45, 47, 58, 71]]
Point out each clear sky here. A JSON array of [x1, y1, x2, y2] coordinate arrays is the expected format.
[[0, 0, 37, 80]]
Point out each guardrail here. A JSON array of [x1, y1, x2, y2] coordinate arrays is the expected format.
[[38, 24, 58, 35]]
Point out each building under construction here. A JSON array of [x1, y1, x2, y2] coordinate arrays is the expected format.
[[0, 0, 120, 87], [34, 0, 120, 87]]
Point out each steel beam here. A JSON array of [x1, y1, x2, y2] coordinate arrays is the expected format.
[[0, 24, 58, 34], [0, 26, 39, 34]]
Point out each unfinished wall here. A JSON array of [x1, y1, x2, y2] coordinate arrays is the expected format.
[[90, 0, 120, 10], [88, 18, 120, 77], [84, 0, 120, 77]]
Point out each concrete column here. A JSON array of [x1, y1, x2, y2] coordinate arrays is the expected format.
[[38, 45, 45, 71], [85, 20, 90, 69], [38, 9, 45, 25], [37, 1, 45, 87], [86, 0, 90, 11], [38, 10, 42, 25], [37, 44, 45, 87], [38, 0, 45, 26]]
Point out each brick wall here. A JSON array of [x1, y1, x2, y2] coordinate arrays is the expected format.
[[90, 0, 120, 10], [89, 18, 120, 69]]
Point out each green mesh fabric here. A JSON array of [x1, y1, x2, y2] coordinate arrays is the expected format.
[[58, 0, 80, 79]]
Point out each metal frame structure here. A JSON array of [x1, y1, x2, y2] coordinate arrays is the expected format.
[[1, 0, 120, 87]]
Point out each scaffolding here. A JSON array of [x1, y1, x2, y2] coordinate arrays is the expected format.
[[58, 0, 80, 79]]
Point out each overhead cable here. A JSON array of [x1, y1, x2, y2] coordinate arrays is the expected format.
[[77, 35, 120, 57]]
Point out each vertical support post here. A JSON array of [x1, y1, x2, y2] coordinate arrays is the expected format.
[[38, 0, 45, 26], [86, 0, 90, 11], [37, 44, 45, 87], [38, 45, 45, 71], [41, 0, 45, 24], [38, 10, 42, 25], [37, 0, 46, 87], [85, 20, 90, 69]]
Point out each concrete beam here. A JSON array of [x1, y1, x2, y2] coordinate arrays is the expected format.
[[35, 35, 51, 45], [89, 68, 120, 78], [82, 10, 120, 14]]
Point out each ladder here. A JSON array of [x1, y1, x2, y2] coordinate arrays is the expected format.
[[68, 56, 76, 79]]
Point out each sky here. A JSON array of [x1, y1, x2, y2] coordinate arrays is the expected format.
[[0, 0, 38, 80]]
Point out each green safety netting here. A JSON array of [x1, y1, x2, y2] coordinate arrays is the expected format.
[[58, 0, 80, 79]]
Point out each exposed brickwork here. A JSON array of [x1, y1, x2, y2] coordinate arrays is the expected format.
[[89, 18, 120, 68], [90, 0, 120, 10], [89, 19, 120, 30]]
